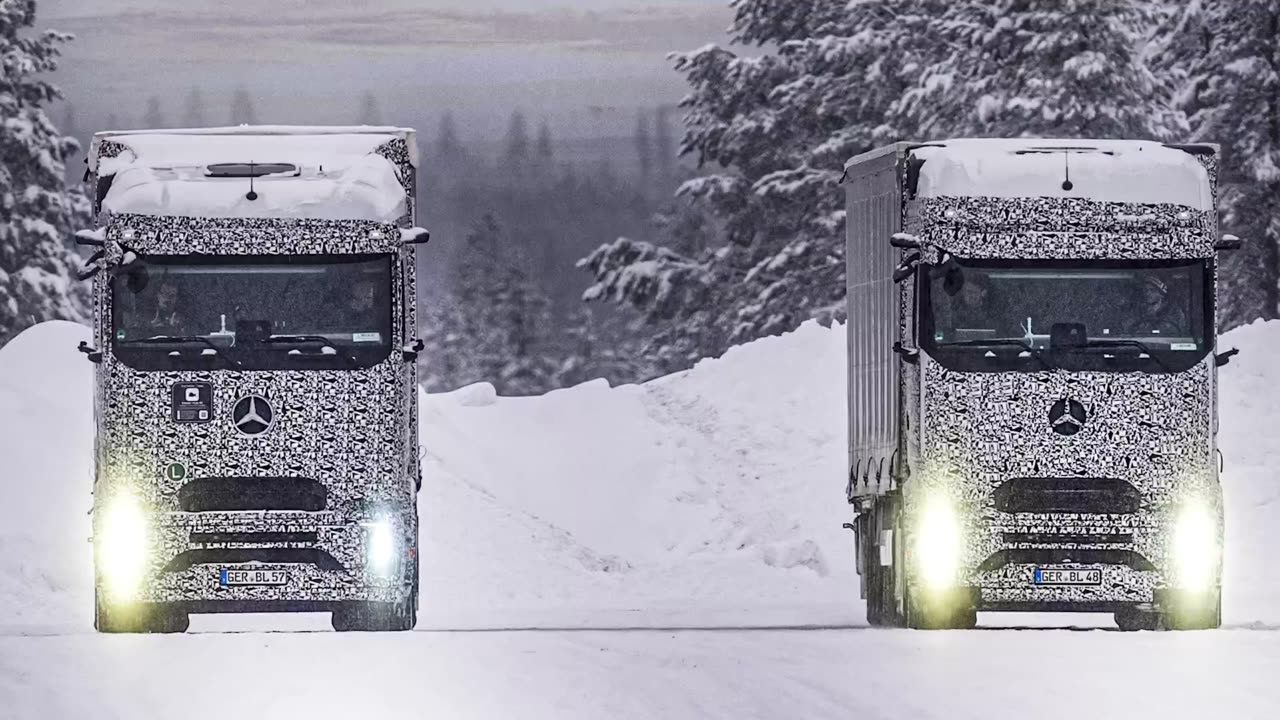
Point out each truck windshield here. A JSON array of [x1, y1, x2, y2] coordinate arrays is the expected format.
[[110, 254, 394, 371], [920, 257, 1213, 373]]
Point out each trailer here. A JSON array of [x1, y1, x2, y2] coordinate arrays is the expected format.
[[75, 126, 430, 632], [845, 139, 1240, 630]]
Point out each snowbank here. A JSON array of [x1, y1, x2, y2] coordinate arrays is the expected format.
[[0, 316, 1277, 631]]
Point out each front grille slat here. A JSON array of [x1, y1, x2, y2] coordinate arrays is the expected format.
[[178, 477, 327, 512], [994, 477, 1140, 514], [979, 548, 1156, 572], [162, 548, 345, 573], [1003, 532, 1134, 545], [189, 531, 319, 545]]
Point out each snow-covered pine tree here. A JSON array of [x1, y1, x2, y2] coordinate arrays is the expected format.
[[635, 110, 653, 181], [579, 0, 945, 362], [448, 214, 557, 395], [0, 0, 90, 346], [182, 87, 207, 128], [229, 86, 257, 125], [417, 296, 468, 393], [581, 0, 1187, 366], [577, 236, 729, 372], [142, 96, 165, 129], [905, 0, 1184, 140], [358, 91, 382, 126], [536, 120, 554, 164], [1154, 0, 1280, 327], [554, 305, 657, 389], [504, 110, 531, 169]]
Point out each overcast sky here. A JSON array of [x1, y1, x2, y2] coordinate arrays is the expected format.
[[40, 0, 734, 143]]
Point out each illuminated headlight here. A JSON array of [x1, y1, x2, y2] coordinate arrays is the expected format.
[[97, 492, 149, 601], [1172, 503, 1219, 591], [365, 516, 398, 577], [913, 492, 962, 590]]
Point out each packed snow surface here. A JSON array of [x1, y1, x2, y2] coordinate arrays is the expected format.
[[2, 319, 1280, 718], [92, 128, 414, 222], [895, 138, 1215, 209]]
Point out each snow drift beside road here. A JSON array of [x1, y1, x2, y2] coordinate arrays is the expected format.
[[0, 317, 1277, 630]]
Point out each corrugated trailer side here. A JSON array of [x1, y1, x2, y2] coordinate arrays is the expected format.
[[845, 143, 908, 502]]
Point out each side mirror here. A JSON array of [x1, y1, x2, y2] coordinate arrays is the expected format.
[[402, 338, 425, 362], [892, 341, 919, 365], [1216, 347, 1240, 367], [78, 341, 103, 364], [890, 233, 921, 249], [75, 229, 105, 247], [77, 250, 105, 281], [400, 228, 431, 246], [1215, 234, 1242, 251], [892, 252, 921, 283]]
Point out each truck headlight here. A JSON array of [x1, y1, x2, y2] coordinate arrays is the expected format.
[[98, 492, 149, 601], [914, 492, 962, 590], [365, 516, 398, 577], [1173, 502, 1219, 591]]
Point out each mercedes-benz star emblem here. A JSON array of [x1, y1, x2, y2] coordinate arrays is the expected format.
[[1049, 398, 1087, 436], [232, 395, 274, 436]]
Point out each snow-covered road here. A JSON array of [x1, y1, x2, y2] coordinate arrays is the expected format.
[[4, 320, 1280, 719], [3, 624, 1279, 720]]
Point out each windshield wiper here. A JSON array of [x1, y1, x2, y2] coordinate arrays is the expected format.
[[261, 335, 357, 367], [121, 335, 241, 368], [935, 339, 1057, 370], [262, 335, 337, 348], [1070, 339, 1173, 372]]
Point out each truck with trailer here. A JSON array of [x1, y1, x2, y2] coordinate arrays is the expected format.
[[844, 139, 1240, 630], [74, 126, 430, 632]]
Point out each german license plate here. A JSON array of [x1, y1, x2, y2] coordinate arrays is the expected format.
[[220, 568, 287, 586], [1034, 568, 1101, 585]]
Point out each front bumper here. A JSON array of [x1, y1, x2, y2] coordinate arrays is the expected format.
[[906, 508, 1222, 611], [97, 510, 417, 607]]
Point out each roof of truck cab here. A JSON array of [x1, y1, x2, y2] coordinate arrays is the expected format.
[[848, 138, 1216, 211], [89, 126, 418, 223]]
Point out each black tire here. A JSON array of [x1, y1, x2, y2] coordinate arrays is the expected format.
[[331, 595, 417, 632], [94, 592, 189, 634], [1162, 588, 1222, 631], [904, 582, 977, 630], [858, 513, 886, 627], [1114, 607, 1161, 631]]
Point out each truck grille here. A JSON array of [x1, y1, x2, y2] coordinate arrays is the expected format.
[[189, 531, 318, 545], [993, 477, 1140, 514], [1002, 532, 1133, 545], [163, 548, 344, 573], [979, 548, 1155, 572], [178, 477, 327, 512]]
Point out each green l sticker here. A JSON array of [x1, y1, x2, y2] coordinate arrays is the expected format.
[[166, 463, 187, 481]]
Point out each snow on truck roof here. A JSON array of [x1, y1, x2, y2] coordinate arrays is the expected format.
[[88, 126, 418, 223], [850, 138, 1215, 211]]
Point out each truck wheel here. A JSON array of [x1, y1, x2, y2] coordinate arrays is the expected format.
[[905, 588, 976, 630], [1114, 607, 1160, 631], [94, 592, 189, 634], [858, 513, 885, 626], [1162, 588, 1222, 631], [331, 596, 417, 632]]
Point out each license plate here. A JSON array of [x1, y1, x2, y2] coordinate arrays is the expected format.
[[220, 569, 287, 586], [1034, 568, 1101, 586]]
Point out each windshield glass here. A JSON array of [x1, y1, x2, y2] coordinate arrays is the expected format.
[[920, 258, 1212, 373], [111, 254, 394, 370]]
